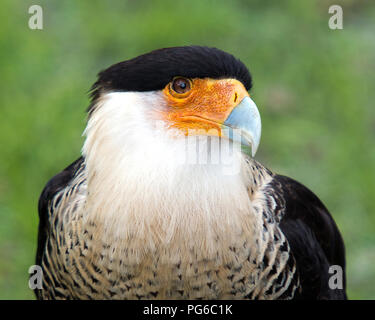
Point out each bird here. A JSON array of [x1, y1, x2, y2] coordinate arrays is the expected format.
[[35, 46, 347, 300]]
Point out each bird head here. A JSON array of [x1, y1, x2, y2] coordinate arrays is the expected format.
[[86, 46, 261, 158]]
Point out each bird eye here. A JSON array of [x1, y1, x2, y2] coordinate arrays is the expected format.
[[170, 77, 192, 95]]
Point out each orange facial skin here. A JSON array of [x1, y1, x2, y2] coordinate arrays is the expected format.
[[161, 78, 249, 137]]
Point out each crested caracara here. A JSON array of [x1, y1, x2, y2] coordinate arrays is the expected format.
[[35, 46, 347, 300]]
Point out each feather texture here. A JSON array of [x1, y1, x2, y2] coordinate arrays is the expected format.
[[35, 91, 346, 300]]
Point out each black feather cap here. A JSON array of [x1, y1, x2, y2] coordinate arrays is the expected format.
[[89, 46, 252, 112]]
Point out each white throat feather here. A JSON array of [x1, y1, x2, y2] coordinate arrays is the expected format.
[[82, 92, 263, 263]]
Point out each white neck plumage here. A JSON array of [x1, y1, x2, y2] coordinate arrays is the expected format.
[[81, 91, 265, 263]]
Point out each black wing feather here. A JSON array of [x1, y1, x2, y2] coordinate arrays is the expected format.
[[36, 157, 84, 266], [270, 175, 347, 299]]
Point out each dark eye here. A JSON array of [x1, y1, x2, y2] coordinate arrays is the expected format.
[[171, 77, 192, 94]]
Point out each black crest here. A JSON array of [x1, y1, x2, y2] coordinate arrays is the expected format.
[[88, 46, 252, 113]]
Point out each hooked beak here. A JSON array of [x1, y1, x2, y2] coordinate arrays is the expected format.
[[223, 96, 261, 157]]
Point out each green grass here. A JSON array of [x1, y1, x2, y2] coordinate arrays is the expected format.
[[0, 0, 374, 299]]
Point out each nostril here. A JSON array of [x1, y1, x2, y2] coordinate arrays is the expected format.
[[234, 92, 238, 103]]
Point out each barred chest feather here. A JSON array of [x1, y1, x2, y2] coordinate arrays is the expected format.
[[40, 159, 300, 300]]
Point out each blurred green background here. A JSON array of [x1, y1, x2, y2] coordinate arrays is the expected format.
[[0, 0, 374, 299]]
